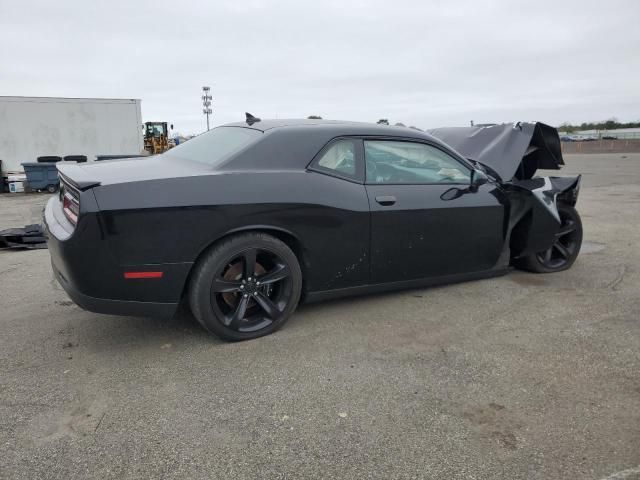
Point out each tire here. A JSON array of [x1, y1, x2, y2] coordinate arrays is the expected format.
[[63, 155, 88, 163], [37, 156, 62, 163], [189, 232, 302, 341], [515, 203, 582, 273], [46, 184, 58, 194]]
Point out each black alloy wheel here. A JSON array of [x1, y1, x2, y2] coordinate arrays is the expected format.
[[189, 233, 302, 340], [211, 247, 293, 332], [516, 203, 583, 273], [535, 210, 580, 269]]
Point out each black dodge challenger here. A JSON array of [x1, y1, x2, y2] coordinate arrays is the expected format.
[[44, 118, 582, 340]]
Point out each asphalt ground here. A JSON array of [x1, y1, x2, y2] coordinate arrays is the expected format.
[[1, 153, 639, 479]]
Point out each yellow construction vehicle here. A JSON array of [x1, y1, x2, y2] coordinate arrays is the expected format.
[[143, 122, 174, 155]]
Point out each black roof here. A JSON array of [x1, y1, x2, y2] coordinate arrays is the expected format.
[[225, 118, 370, 131], [219, 118, 466, 172], [223, 118, 434, 139]]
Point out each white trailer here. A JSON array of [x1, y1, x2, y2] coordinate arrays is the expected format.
[[0, 96, 143, 174]]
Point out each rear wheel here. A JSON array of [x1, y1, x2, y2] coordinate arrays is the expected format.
[[515, 204, 582, 273], [189, 233, 302, 341]]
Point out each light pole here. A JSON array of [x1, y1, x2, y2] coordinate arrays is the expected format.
[[202, 86, 212, 131]]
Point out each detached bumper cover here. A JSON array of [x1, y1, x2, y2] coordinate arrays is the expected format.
[[509, 175, 581, 221]]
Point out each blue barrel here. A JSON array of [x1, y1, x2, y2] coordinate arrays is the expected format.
[[21, 162, 60, 192]]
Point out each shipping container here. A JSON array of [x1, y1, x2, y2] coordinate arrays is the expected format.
[[0, 96, 143, 174]]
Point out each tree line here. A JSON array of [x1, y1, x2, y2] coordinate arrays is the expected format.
[[558, 118, 640, 132]]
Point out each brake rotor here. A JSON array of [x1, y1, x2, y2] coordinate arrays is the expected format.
[[221, 260, 267, 308]]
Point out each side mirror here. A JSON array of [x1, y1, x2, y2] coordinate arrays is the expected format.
[[441, 169, 489, 201], [440, 187, 464, 201], [469, 169, 489, 192]]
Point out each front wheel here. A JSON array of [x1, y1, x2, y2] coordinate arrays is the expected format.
[[515, 203, 583, 273], [189, 233, 302, 341]]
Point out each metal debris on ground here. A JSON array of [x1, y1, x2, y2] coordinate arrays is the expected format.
[[0, 224, 47, 250]]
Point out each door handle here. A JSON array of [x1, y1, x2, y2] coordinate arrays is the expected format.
[[375, 195, 396, 206]]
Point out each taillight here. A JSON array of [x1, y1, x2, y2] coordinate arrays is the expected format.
[[62, 191, 79, 225]]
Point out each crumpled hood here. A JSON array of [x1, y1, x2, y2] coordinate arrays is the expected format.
[[428, 122, 564, 181]]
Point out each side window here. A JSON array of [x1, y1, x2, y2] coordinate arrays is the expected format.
[[365, 140, 471, 184], [312, 139, 360, 181]]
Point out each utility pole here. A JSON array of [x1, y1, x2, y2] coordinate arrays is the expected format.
[[202, 86, 212, 131]]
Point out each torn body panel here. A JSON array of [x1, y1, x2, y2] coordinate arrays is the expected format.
[[505, 175, 582, 258]]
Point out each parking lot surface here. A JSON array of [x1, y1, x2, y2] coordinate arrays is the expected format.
[[1, 154, 639, 479]]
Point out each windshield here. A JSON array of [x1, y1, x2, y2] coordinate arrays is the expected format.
[[164, 126, 262, 167], [145, 123, 165, 137]]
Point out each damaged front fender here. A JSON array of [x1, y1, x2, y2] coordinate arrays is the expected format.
[[505, 175, 581, 258], [429, 120, 582, 262]]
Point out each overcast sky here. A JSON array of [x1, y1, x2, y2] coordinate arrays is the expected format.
[[2, 0, 639, 135]]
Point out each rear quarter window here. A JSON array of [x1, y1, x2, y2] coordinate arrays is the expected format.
[[164, 126, 262, 167], [310, 138, 363, 182]]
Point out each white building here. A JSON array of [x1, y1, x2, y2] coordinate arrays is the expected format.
[[0, 96, 144, 174]]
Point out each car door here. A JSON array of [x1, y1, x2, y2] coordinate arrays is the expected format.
[[364, 138, 506, 284], [305, 137, 371, 291]]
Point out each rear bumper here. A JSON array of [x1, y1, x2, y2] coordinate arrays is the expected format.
[[44, 197, 180, 319], [50, 260, 178, 318]]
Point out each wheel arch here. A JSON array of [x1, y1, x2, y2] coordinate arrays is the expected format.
[[179, 225, 308, 303]]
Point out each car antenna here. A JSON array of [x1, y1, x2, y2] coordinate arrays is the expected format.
[[245, 112, 261, 126]]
